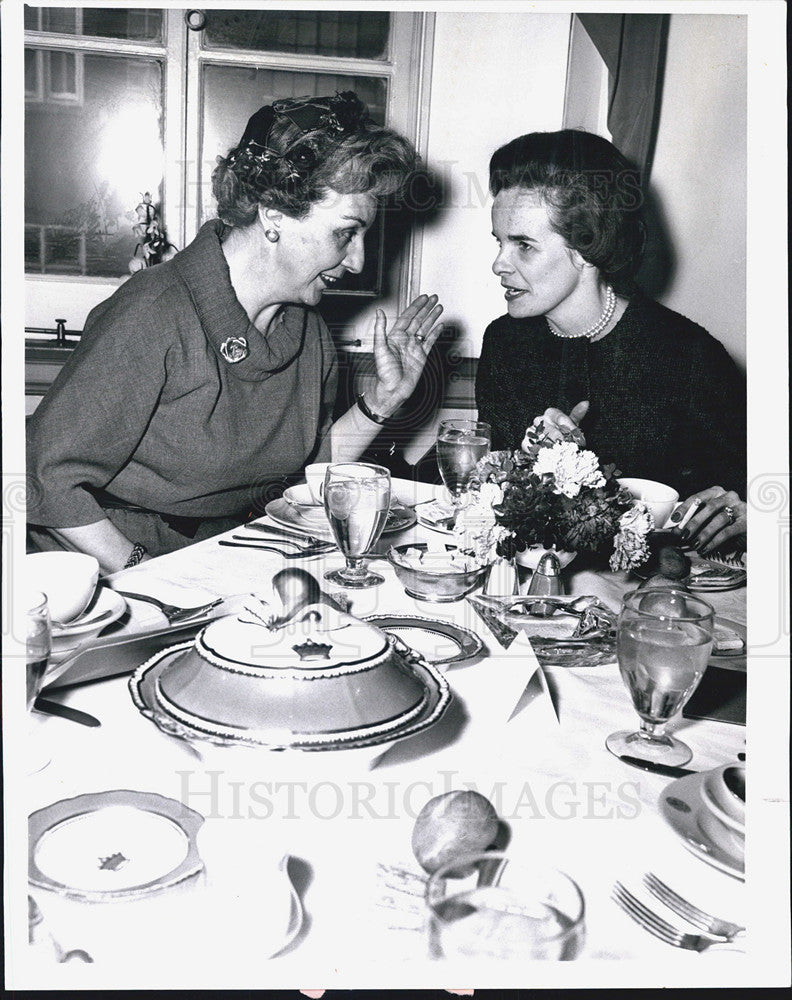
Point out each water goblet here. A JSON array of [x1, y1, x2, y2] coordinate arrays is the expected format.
[[25, 591, 53, 774], [426, 852, 585, 961], [606, 588, 716, 766], [436, 420, 491, 519], [323, 463, 391, 589]]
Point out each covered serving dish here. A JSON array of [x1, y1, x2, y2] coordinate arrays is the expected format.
[[130, 601, 450, 750]]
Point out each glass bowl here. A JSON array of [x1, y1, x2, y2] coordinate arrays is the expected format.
[[387, 543, 489, 603]]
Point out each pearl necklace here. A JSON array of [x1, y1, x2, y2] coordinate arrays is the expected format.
[[546, 285, 616, 340]]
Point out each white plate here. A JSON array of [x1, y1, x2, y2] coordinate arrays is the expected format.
[[28, 790, 205, 900], [659, 771, 745, 880], [51, 587, 127, 637], [265, 497, 417, 537]]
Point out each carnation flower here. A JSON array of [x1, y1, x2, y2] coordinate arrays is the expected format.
[[531, 441, 605, 498], [610, 528, 651, 571], [617, 502, 655, 535], [452, 485, 509, 564]]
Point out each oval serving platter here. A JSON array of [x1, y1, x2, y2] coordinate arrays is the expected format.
[[129, 636, 450, 752], [363, 614, 484, 667]]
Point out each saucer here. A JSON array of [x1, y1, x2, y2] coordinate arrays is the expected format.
[[659, 771, 745, 880], [51, 587, 127, 637], [283, 483, 321, 509], [266, 497, 331, 535]]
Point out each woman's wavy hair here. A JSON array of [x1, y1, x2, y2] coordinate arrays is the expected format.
[[212, 92, 417, 226], [489, 129, 647, 286]]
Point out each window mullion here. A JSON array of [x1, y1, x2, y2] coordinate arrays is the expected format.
[[23, 30, 165, 60], [195, 49, 395, 78], [163, 10, 188, 254]]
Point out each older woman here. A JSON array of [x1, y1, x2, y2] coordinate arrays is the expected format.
[[475, 129, 746, 555], [27, 93, 443, 572]]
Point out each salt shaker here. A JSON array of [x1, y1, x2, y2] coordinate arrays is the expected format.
[[483, 557, 519, 597], [525, 551, 563, 616]]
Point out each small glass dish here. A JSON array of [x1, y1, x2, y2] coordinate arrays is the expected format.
[[387, 543, 489, 603]]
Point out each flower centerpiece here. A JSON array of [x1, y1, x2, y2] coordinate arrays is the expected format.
[[452, 423, 654, 572]]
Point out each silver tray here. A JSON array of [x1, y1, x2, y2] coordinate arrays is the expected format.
[[129, 636, 450, 752]]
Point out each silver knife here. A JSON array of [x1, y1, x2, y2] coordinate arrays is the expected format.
[[618, 754, 696, 778], [34, 697, 101, 728]]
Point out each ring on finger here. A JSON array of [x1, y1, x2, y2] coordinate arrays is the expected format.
[[414, 333, 426, 344], [723, 504, 737, 525]]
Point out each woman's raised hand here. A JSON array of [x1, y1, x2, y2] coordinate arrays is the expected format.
[[669, 486, 747, 555], [368, 294, 444, 415], [524, 400, 589, 449]]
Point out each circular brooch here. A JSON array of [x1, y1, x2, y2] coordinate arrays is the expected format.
[[219, 336, 249, 364]]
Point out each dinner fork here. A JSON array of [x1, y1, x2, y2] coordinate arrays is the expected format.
[[643, 873, 745, 940], [218, 539, 332, 559], [612, 882, 741, 953], [244, 522, 333, 548], [114, 591, 223, 624]]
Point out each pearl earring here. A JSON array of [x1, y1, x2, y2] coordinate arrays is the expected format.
[[264, 228, 280, 243]]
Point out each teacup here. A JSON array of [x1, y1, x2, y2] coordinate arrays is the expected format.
[[697, 800, 745, 860], [617, 478, 680, 529], [25, 552, 100, 624], [305, 462, 332, 505], [701, 763, 746, 828]]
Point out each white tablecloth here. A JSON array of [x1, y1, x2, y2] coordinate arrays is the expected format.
[[15, 479, 768, 989]]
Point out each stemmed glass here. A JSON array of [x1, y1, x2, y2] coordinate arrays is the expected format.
[[25, 591, 53, 774], [323, 463, 391, 589], [606, 588, 716, 766], [436, 419, 491, 521]]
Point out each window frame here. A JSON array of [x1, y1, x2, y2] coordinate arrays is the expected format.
[[24, 9, 434, 333]]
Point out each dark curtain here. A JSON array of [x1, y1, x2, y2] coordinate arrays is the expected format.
[[576, 12, 668, 184]]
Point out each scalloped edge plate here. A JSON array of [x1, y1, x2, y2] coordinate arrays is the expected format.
[[28, 789, 204, 901]]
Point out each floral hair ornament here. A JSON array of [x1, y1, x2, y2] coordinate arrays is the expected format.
[[226, 92, 369, 187]]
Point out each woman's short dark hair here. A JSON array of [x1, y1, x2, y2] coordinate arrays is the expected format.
[[213, 92, 417, 226], [489, 129, 646, 283]]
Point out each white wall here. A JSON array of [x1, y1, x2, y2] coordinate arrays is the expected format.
[[417, 13, 571, 358], [646, 14, 747, 368]]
